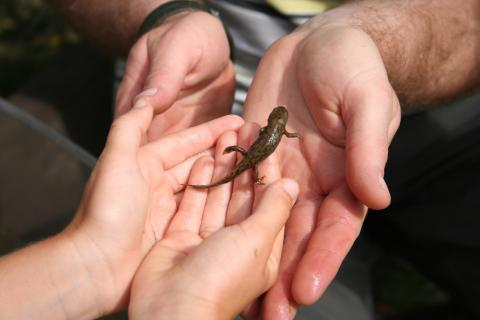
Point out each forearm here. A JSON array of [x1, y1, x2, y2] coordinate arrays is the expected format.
[[45, 0, 179, 55], [0, 233, 111, 320], [306, 0, 480, 107]]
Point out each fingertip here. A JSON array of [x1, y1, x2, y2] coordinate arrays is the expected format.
[[130, 99, 154, 119], [291, 251, 338, 305], [292, 266, 324, 305], [224, 114, 245, 129], [132, 99, 148, 109], [262, 282, 298, 320], [133, 88, 159, 108], [136, 87, 159, 99], [106, 101, 154, 154], [377, 174, 391, 207], [133, 88, 172, 114], [346, 162, 391, 210], [280, 179, 299, 205], [210, 114, 245, 137]]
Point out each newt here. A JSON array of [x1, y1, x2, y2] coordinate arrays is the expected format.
[[184, 105, 301, 188]]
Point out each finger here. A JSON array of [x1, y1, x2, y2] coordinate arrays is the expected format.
[[133, 12, 230, 114], [105, 102, 154, 155], [143, 114, 243, 169], [252, 145, 284, 288], [261, 282, 298, 320], [239, 179, 298, 261], [133, 28, 198, 114], [343, 80, 398, 210], [225, 123, 259, 226], [167, 156, 214, 234], [115, 37, 149, 117], [262, 197, 321, 320], [292, 185, 367, 305], [199, 131, 238, 238], [237, 179, 298, 320]]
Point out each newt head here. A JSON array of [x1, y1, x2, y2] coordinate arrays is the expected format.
[[268, 105, 288, 125]]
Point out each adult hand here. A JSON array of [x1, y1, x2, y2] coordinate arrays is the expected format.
[[129, 124, 299, 320], [65, 103, 243, 315], [242, 21, 401, 319], [115, 10, 235, 138]]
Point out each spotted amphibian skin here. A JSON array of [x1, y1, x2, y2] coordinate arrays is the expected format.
[[184, 106, 301, 188]]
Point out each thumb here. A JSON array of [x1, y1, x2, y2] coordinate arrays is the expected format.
[[343, 79, 400, 210], [132, 31, 196, 113], [239, 179, 299, 257], [106, 102, 154, 155]]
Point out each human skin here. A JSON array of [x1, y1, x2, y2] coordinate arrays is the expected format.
[[44, 0, 480, 319], [0, 104, 243, 319], [115, 10, 235, 138], [241, 2, 480, 318], [46, 0, 235, 136], [129, 124, 299, 320]]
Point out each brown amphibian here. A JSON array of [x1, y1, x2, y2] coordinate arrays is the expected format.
[[184, 106, 301, 188]]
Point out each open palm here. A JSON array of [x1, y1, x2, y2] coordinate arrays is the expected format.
[[71, 105, 243, 310], [243, 26, 401, 318], [129, 126, 299, 320]]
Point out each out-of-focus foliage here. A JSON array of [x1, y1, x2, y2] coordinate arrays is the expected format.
[[0, 0, 78, 96]]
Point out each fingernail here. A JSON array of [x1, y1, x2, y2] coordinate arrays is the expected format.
[[281, 179, 299, 202], [133, 99, 148, 108], [137, 87, 158, 97]]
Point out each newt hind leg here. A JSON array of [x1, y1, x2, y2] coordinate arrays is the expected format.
[[223, 145, 248, 156]]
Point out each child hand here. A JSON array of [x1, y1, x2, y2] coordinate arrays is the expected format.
[[64, 104, 243, 313], [129, 124, 299, 320]]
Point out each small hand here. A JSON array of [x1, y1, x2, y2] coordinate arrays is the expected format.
[[115, 10, 235, 138], [65, 103, 243, 313], [129, 125, 299, 320], [243, 23, 400, 318]]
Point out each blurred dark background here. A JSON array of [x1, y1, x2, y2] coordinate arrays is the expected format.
[[0, 1, 455, 319], [0, 0, 113, 153]]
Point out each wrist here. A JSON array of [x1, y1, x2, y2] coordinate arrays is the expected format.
[[62, 224, 143, 315], [137, 1, 207, 37], [0, 232, 112, 319], [48, 231, 116, 318], [297, 2, 436, 107], [137, 0, 234, 60]]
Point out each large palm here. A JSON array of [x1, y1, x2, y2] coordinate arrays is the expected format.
[[243, 26, 401, 318]]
